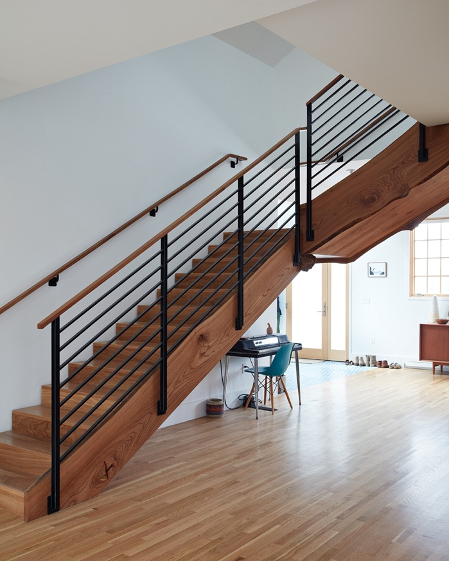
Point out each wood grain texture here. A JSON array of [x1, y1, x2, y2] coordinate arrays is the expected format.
[[24, 236, 300, 520], [301, 124, 449, 257], [0, 368, 447, 561], [315, 165, 449, 261]]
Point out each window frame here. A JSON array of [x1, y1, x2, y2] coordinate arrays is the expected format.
[[409, 216, 449, 298]]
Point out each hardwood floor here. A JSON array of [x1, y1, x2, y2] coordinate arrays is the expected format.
[[0, 368, 447, 561]]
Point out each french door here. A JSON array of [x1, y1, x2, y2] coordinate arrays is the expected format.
[[286, 263, 348, 360]]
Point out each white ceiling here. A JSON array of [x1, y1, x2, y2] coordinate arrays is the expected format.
[[0, 0, 447, 126], [259, 0, 449, 125], [0, 0, 315, 100]]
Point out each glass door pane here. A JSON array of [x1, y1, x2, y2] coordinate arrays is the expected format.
[[291, 264, 325, 358], [329, 263, 347, 360]]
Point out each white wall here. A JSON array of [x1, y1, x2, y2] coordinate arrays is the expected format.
[[350, 207, 449, 368], [0, 35, 281, 432]]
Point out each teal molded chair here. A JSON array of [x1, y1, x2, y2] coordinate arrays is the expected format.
[[244, 342, 294, 414]]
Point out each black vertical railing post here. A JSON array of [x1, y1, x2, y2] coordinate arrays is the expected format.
[[157, 235, 168, 415], [293, 131, 301, 266], [47, 316, 60, 514], [235, 176, 244, 330], [306, 103, 315, 241], [418, 123, 428, 162]]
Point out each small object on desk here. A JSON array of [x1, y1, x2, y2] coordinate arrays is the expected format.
[[436, 318, 449, 325], [266, 322, 273, 334]]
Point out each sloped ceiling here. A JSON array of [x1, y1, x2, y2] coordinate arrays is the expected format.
[[259, 0, 449, 126], [0, 0, 315, 100]]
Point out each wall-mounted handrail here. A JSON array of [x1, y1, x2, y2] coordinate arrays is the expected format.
[[0, 153, 246, 317], [38, 129, 305, 329]]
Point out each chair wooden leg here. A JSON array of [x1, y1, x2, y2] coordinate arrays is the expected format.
[[279, 376, 293, 409], [264, 376, 268, 405], [270, 378, 274, 415], [244, 383, 255, 409]]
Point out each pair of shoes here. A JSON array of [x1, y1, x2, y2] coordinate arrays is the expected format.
[[393, 363, 401, 369], [381, 360, 388, 368], [355, 355, 366, 366], [377, 360, 382, 368], [370, 355, 377, 367]]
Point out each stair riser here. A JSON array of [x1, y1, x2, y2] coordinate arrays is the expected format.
[[92, 342, 162, 369], [191, 257, 259, 275], [115, 322, 189, 343], [0, 486, 24, 518], [174, 272, 237, 290], [207, 243, 276, 258], [223, 229, 290, 244], [68, 362, 148, 389], [137, 303, 200, 323], [41, 385, 119, 418], [0, 443, 50, 476], [12, 411, 90, 446], [161, 288, 229, 307]]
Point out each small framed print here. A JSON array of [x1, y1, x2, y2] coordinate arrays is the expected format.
[[368, 262, 387, 277]]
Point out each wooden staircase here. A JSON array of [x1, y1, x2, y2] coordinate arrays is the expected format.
[[0, 122, 448, 522]]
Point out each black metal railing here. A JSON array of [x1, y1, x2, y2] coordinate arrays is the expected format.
[[44, 129, 302, 514], [306, 75, 411, 241]]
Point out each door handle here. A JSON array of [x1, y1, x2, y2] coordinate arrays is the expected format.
[[316, 302, 326, 316]]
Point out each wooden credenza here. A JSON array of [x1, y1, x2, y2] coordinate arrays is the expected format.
[[419, 323, 449, 374]]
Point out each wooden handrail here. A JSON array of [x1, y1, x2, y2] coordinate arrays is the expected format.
[[0, 154, 246, 317], [38, 128, 305, 329], [306, 74, 344, 106]]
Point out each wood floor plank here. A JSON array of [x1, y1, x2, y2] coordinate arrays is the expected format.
[[0, 368, 447, 561]]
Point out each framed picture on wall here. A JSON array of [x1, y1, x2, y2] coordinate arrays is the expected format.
[[368, 262, 387, 277]]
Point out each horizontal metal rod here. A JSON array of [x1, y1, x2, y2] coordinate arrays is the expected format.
[[311, 109, 401, 181], [60, 250, 161, 333], [60, 359, 162, 459], [168, 187, 238, 248], [311, 92, 377, 143], [60, 264, 162, 352], [244, 154, 295, 201], [59, 311, 164, 407], [167, 267, 239, 339], [166, 280, 240, 356], [313, 105, 396, 167], [60, 295, 162, 383], [60, 336, 163, 427], [243, 193, 295, 258], [311, 99, 386, 161], [311, 79, 352, 113], [312, 83, 361, 123], [312, 113, 408, 190], [243, 169, 295, 219], [168, 227, 240, 299], [167, 201, 238, 268], [243, 143, 295, 187], [244, 178, 296, 227], [59, 272, 163, 369], [244, 225, 295, 280]]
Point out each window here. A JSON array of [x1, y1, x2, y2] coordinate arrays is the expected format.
[[410, 218, 449, 296]]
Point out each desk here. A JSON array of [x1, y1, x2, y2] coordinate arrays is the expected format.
[[224, 343, 302, 419]]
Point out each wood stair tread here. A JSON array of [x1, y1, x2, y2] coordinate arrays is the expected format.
[[0, 464, 37, 493]]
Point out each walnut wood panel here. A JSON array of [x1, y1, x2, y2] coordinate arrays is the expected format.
[[0, 154, 246, 317], [300, 123, 449, 256], [419, 323, 449, 362], [38, 129, 304, 329], [315, 165, 449, 261], [25, 237, 300, 520]]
